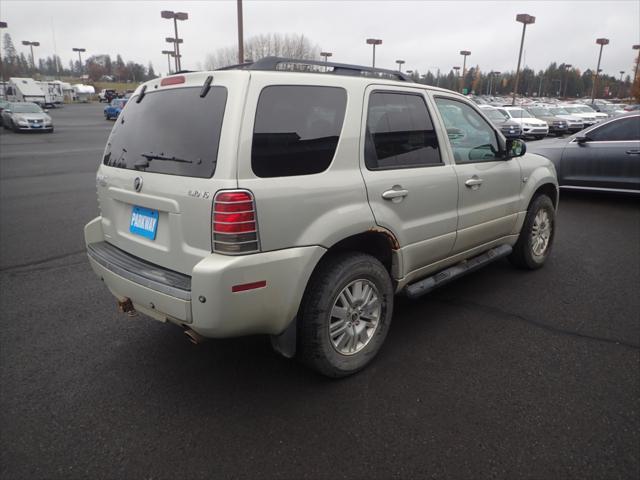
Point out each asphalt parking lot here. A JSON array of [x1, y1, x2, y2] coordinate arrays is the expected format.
[[1, 103, 638, 479]]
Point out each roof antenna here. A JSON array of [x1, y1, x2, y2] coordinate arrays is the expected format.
[[200, 76, 213, 97], [136, 85, 147, 103]]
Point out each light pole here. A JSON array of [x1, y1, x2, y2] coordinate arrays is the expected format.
[[453, 66, 460, 91], [22, 40, 40, 70], [619, 71, 625, 97], [395, 59, 405, 72], [162, 50, 174, 74], [320, 51, 333, 63], [590, 37, 609, 103], [165, 37, 183, 72], [633, 45, 640, 85], [366, 38, 382, 68], [459, 50, 470, 92], [562, 64, 572, 98], [72, 47, 86, 75], [0, 21, 7, 97], [161, 10, 188, 71], [512, 13, 535, 105], [236, 0, 243, 64], [488, 71, 501, 96]]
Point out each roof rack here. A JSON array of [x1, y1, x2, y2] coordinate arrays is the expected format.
[[216, 56, 410, 82]]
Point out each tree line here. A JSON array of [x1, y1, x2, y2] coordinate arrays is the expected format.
[[1, 33, 156, 82]]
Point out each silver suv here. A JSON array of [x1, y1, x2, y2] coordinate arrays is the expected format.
[[85, 57, 558, 377]]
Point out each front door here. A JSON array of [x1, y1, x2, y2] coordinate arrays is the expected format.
[[359, 86, 459, 277], [432, 95, 522, 254]]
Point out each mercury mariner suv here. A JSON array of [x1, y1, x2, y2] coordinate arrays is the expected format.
[[85, 57, 559, 377]]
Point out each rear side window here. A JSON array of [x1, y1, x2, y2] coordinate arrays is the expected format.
[[251, 86, 347, 177], [365, 92, 441, 170], [587, 116, 640, 141], [102, 86, 227, 178]]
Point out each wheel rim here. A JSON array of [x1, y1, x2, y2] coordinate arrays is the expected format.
[[329, 279, 381, 356], [531, 208, 552, 257]]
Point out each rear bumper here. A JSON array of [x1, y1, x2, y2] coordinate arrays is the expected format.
[[84, 217, 325, 338]]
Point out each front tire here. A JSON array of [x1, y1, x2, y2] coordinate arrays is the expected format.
[[297, 253, 394, 378], [509, 194, 555, 270]]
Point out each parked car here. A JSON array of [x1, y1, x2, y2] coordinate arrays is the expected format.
[[571, 104, 608, 122], [1, 102, 53, 132], [596, 103, 627, 117], [623, 104, 640, 112], [104, 98, 127, 120], [525, 106, 569, 136], [528, 113, 640, 193], [98, 89, 118, 103], [558, 105, 598, 127], [546, 106, 584, 133], [496, 106, 549, 139], [478, 105, 523, 138], [0, 99, 9, 126], [85, 57, 559, 377]]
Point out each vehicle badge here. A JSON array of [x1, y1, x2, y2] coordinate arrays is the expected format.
[[134, 177, 143, 192]]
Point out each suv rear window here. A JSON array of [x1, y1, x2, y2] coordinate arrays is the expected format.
[[251, 86, 347, 177], [102, 86, 227, 178]]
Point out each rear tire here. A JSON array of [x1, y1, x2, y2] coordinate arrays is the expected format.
[[509, 194, 555, 270], [297, 252, 394, 378]]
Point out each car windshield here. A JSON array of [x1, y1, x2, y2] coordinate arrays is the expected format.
[[483, 109, 507, 121], [11, 103, 43, 113], [111, 100, 126, 107], [507, 109, 532, 119], [550, 108, 569, 115], [103, 86, 228, 178], [529, 107, 552, 116], [577, 106, 596, 113]]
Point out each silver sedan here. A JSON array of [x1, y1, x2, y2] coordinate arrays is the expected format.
[[1, 102, 54, 133]]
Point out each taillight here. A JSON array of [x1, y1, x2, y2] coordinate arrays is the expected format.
[[213, 190, 260, 254]]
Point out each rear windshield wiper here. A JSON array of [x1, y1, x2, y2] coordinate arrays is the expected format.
[[135, 152, 194, 169]]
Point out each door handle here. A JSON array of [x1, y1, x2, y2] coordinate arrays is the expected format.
[[626, 149, 640, 155], [465, 176, 484, 188], [382, 188, 409, 201]]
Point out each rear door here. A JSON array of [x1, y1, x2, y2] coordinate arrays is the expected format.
[[432, 94, 522, 254], [560, 115, 640, 190], [96, 74, 247, 274], [359, 86, 459, 277]]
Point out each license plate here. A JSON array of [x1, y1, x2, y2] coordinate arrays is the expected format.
[[130, 206, 159, 240]]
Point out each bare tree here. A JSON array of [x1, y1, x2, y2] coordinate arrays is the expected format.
[[205, 33, 319, 69]]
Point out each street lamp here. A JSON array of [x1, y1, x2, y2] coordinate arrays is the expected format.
[[633, 45, 640, 84], [453, 66, 461, 89], [619, 70, 625, 97], [0, 21, 7, 96], [366, 38, 382, 68], [488, 71, 501, 96], [22, 40, 40, 70], [562, 63, 572, 98], [590, 37, 609, 103], [512, 13, 535, 105], [460, 50, 471, 92], [72, 47, 86, 75], [320, 51, 333, 63], [395, 59, 405, 72], [162, 50, 174, 74], [161, 10, 188, 71], [165, 37, 183, 72]]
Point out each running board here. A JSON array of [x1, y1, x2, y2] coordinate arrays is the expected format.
[[404, 244, 513, 299]]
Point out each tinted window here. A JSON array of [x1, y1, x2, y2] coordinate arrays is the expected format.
[[365, 92, 441, 169], [588, 116, 640, 141], [251, 86, 347, 177], [102, 86, 227, 178], [435, 97, 500, 164]]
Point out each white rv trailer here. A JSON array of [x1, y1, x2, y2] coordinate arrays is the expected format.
[[72, 84, 95, 102], [37, 81, 65, 105], [6, 77, 48, 105]]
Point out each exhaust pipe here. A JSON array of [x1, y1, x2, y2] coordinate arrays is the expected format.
[[184, 328, 207, 345], [117, 298, 137, 317]]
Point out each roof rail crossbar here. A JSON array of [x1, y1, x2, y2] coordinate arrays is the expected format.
[[217, 56, 410, 81]]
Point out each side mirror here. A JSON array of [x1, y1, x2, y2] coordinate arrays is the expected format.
[[575, 134, 590, 144], [506, 138, 527, 158]]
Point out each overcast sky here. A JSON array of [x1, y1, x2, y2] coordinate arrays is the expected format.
[[2, 0, 639, 78]]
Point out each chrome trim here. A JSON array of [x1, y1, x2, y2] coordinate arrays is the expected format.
[[560, 185, 640, 194], [87, 242, 191, 301]]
